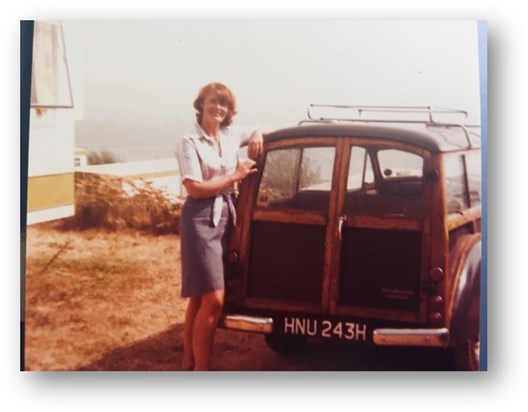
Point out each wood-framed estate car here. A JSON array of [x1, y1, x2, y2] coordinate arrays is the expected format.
[[219, 105, 483, 371]]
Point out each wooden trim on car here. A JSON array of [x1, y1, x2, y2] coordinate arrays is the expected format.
[[446, 206, 482, 231], [429, 154, 450, 323], [235, 171, 262, 303], [335, 305, 420, 323], [325, 138, 349, 314], [418, 154, 434, 323], [265, 137, 339, 151], [252, 209, 327, 226], [344, 215, 422, 231]]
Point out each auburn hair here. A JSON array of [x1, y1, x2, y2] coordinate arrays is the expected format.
[[193, 82, 237, 128]]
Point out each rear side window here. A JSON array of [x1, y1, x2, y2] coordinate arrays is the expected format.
[[256, 146, 335, 212], [465, 152, 481, 207], [444, 155, 470, 213], [444, 151, 481, 214]]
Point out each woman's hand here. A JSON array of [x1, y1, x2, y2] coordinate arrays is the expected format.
[[233, 158, 258, 181], [183, 159, 257, 199], [247, 130, 264, 160]]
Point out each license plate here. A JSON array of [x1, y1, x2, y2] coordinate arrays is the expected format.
[[282, 316, 368, 342]]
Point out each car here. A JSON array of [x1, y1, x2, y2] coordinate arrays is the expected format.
[[219, 105, 482, 371]]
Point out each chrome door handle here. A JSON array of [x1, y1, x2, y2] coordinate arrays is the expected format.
[[338, 215, 347, 241]]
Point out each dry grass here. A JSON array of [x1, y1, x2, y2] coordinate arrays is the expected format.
[[23, 223, 184, 370]]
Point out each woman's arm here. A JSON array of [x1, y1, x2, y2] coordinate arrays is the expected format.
[[183, 158, 258, 199], [246, 129, 264, 160]]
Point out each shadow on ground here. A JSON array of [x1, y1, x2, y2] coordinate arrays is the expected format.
[[79, 325, 456, 371], [79, 324, 186, 371]]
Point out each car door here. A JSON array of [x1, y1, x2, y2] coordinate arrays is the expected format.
[[239, 137, 343, 313], [328, 140, 431, 323]]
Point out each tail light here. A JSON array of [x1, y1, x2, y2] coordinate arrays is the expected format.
[[428, 311, 443, 325], [429, 267, 445, 325], [429, 295, 444, 311]]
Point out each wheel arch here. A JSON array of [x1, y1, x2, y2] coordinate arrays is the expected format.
[[447, 233, 482, 347]]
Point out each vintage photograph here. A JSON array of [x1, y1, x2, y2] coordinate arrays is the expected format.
[[21, 19, 485, 371]]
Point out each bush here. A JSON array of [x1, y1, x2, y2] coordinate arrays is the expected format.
[[86, 149, 121, 165], [61, 172, 182, 235]]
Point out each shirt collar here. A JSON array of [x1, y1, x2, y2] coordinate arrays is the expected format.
[[193, 121, 226, 143]]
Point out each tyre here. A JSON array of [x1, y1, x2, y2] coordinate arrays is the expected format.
[[452, 288, 481, 371], [449, 234, 481, 371]]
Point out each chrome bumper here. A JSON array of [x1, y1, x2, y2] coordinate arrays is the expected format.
[[373, 328, 449, 347], [221, 314, 274, 334]]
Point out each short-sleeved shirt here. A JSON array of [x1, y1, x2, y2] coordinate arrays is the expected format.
[[177, 122, 254, 184], [176, 122, 256, 225]]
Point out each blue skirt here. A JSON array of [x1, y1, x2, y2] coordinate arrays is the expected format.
[[179, 196, 231, 298]]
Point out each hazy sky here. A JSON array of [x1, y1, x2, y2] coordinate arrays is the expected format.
[[74, 20, 481, 158]]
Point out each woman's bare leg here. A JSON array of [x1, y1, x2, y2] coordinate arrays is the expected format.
[[192, 289, 224, 371], [183, 296, 201, 370]]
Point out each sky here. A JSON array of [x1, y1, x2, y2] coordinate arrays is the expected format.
[[73, 20, 482, 160]]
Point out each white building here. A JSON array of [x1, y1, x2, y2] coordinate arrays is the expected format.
[[26, 21, 84, 225]]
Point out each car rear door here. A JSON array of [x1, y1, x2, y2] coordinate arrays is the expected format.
[[329, 139, 431, 323], [238, 137, 344, 314]]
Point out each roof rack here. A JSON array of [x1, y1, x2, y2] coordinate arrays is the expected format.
[[299, 104, 480, 148]]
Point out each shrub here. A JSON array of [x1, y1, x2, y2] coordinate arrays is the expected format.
[[61, 172, 182, 235], [86, 149, 121, 165]]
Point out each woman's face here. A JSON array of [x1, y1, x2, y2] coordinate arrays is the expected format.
[[201, 92, 229, 125]]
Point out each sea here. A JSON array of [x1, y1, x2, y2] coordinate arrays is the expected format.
[[75, 119, 184, 162]]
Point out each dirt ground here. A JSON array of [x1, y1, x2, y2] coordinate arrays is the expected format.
[[22, 223, 455, 371]]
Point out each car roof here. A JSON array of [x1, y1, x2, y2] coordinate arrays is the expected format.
[[264, 122, 481, 153]]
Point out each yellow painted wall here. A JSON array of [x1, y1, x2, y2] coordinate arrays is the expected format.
[[26, 173, 74, 212]]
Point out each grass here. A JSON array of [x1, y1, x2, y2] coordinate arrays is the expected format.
[[23, 223, 183, 370]]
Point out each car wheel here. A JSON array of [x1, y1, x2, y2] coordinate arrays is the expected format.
[[264, 334, 306, 355], [449, 234, 481, 371]]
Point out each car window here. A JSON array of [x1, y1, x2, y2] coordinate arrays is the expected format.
[[465, 152, 481, 207], [347, 146, 374, 190], [378, 149, 423, 179], [345, 147, 424, 217], [256, 146, 335, 212], [444, 154, 470, 214]]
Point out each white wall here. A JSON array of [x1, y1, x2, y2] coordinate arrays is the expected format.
[[26, 21, 84, 224]]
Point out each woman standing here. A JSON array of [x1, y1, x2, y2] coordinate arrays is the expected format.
[[176, 83, 263, 371]]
